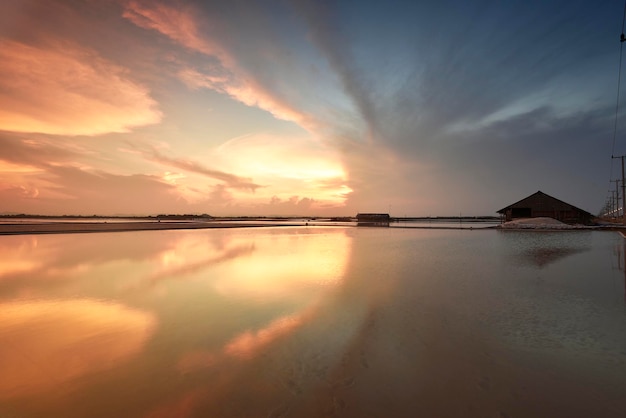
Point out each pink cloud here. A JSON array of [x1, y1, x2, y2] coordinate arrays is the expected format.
[[0, 39, 161, 136], [122, 0, 227, 61], [0, 171, 179, 216], [0, 135, 267, 215], [0, 140, 177, 214], [0, 184, 39, 199]]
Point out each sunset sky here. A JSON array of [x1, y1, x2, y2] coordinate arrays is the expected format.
[[0, 0, 623, 216]]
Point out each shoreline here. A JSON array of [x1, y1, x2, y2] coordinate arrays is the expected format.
[[1, 220, 624, 236], [0, 221, 307, 235]]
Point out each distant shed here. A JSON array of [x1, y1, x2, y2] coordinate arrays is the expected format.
[[356, 213, 391, 226], [497, 191, 593, 225]]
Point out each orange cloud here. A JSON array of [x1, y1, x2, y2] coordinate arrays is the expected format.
[[146, 147, 261, 192], [0, 38, 161, 135]]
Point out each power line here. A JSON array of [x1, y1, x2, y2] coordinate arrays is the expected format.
[[612, 1, 626, 155], [606, 0, 626, 217]]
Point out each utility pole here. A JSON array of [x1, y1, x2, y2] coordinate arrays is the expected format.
[[613, 155, 626, 224], [610, 192, 614, 217], [615, 180, 625, 218], [612, 179, 621, 218]]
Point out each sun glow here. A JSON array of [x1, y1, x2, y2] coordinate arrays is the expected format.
[[215, 133, 351, 207]]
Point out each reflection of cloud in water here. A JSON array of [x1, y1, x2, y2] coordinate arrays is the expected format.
[[0, 236, 41, 277], [177, 311, 308, 374], [0, 231, 257, 300], [0, 231, 199, 285], [174, 231, 352, 376], [0, 228, 353, 416], [0, 299, 156, 398], [224, 316, 302, 358], [499, 231, 592, 268], [144, 244, 256, 287], [224, 313, 305, 359]]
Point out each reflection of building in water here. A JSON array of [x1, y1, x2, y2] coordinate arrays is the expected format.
[[500, 230, 592, 268], [356, 213, 390, 227], [497, 190, 594, 224]]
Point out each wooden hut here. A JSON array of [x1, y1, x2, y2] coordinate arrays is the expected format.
[[497, 191, 593, 225]]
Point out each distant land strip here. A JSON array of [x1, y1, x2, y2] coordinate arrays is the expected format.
[[0, 221, 306, 235]]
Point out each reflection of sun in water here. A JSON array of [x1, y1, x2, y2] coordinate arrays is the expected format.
[[213, 230, 352, 299], [175, 229, 353, 371]]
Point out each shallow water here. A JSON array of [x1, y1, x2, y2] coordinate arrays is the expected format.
[[0, 227, 625, 417]]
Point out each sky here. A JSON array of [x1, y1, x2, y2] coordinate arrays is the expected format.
[[0, 0, 624, 217]]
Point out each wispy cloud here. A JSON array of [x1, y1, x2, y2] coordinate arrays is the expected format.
[[294, 0, 378, 141], [122, 0, 227, 60], [0, 135, 177, 214], [122, 0, 314, 128], [143, 147, 261, 192], [0, 38, 161, 136], [288, 0, 619, 214]]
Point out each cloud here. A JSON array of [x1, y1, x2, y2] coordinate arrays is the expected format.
[[0, 135, 181, 214], [122, 0, 227, 60], [268, 195, 315, 213], [212, 132, 351, 208], [179, 67, 314, 125], [0, 134, 87, 167], [141, 147, 261, 192], [287, 0, 619, 215], [0, 38, 161, 136], [0, 134, 269, 214], [1, 1, 617, 216], [122, 0, 315, 128], [294, 0, 379, 140]]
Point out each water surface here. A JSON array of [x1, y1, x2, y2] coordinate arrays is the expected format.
[[0, 227, 625, 417]]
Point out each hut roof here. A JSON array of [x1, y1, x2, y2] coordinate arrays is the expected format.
[[496, 190, 592, 216]]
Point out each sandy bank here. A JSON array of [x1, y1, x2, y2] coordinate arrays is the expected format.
[[498, 217, 589, 230]]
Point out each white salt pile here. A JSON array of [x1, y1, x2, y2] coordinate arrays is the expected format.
[[498, 217, 582, 229]]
